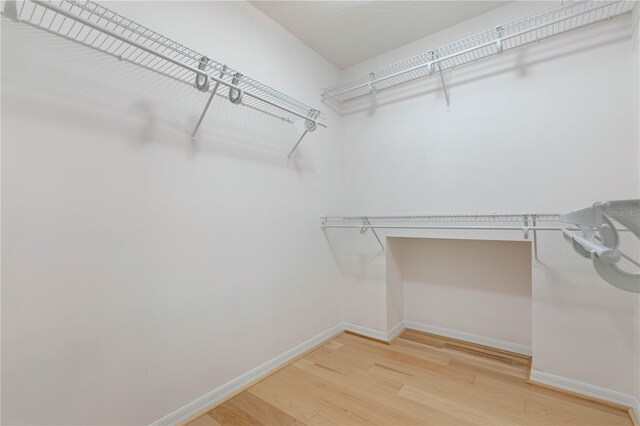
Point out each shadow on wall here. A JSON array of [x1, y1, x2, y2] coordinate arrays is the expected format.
[[534, 230, 637, 354], [1, 19, 317, 172], [399, 237, 532, 296], [398, 237, 533, 346], [323, 16, 632, 117], [322, 227, 386, 279]]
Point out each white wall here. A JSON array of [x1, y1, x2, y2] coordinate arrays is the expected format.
[[632, 3, 640, 411], [1, 2, 346, 424], [334, 0, 639, 399], [401, 238, 532, 348]]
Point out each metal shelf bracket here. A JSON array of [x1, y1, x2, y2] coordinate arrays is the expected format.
[[288, 109, 319, 159], [191, 65, 228, 143]]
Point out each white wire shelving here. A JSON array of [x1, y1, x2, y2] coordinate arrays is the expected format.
[[322, 213, 562, 262], [322, 0, 637, 103], [2, 0, 326, 157], [322, 213, 561, 229], [321, 212, 637, 267]]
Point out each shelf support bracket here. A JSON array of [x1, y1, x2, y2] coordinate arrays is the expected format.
[[528, 214, 540, 265], [3, 0, 18, 20], [360, 217, 384, 251], [428, 51, 449, 106], [288, 109, 319, 159], [191, 65, 227, 143], [367, 72, 378, 94], [436, 63, 449, 106]]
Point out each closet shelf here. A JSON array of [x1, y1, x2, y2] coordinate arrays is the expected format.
[[3, 0, 326, 155], [322, 0, 636, 103], [322, 214, 562, 231], [323, 208, 639, 293]]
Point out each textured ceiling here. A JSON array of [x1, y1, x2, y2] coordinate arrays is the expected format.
[[250, 1, 508, 69]]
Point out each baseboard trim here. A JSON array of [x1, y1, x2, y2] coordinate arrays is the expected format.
[[342, 321, 405, 344], [342, 322, 389, 343], [404, 321, 532, 356], [152, 324, 344, 426], [528, 369, 637, 412], [629, 398, 640, 426], [153, 321, 635, 425], [386, 321, 405, 343]]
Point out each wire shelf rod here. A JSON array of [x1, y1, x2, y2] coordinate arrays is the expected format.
[[28, 0, 327, 129], [322, 0, 635, 102], [5, 0, 326, 142]]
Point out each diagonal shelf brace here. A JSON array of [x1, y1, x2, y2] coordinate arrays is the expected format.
[[361, 217, 385, 251], [288, 109, 320, 159], [191, 64, 227, 142], [436, 63, 449, 106]]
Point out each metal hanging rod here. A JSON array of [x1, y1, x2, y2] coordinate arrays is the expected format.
[[322, 0, 636, 103], [3, 0, 326, 156]]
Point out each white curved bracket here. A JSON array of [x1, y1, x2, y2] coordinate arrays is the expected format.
[[560, 200, 640, 293]]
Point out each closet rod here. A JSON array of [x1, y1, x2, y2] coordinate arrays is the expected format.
[[29, 0, 327, 129]]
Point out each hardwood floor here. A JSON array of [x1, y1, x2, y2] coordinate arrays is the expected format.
[[187, 330, 633, 425]]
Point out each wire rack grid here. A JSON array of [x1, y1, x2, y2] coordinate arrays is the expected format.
[[322, 0, 636, 103], [5, 0, 326, 126], [321, 213, 563, 229]]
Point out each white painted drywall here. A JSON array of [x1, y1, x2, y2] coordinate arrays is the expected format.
[[386, 238, 404, 330], [1, 2, 346, 424], [401, 238, 532, 348], [335, 0, 639, 398], [632, 4, 640, 410]]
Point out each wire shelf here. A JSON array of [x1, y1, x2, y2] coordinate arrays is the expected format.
[[322, 213, 562, 229], [4, 0, 326, 126], [322, 0, 636, 103]]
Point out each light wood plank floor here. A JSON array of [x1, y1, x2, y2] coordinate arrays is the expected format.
[[188, 330, 633, 425]]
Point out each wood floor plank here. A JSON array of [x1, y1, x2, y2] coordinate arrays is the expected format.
[[227, 392, 303, 426], [306, 413, 339, 425], [208, 402, 262, 426], [275, 365, 411, 425], [303, 360, 475, 425], [335, 334, 476, 383], [368, 363, 527, 415], [398, 384, 533, 425], [305, 347, 404, 393], [188, 413, 222, 426], [260, 366, 376, 424], [341, 333, 452, 366], [524, 399, 632, 425], [186, 333, 633, 426], [247, 382, 319, 423], [475, 372, 633, 420]]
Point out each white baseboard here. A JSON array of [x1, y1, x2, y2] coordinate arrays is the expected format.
[[153, 321, 404, 425], [386, 321, 406, 342], [529, 369, 637, 410], [153, 321, 638, 425], [151, 323, 344, 426], [404, 320, 532, 356], [631, 398, 640, 424], [342, 321, 405, 343], [341, 322, 387, 341]]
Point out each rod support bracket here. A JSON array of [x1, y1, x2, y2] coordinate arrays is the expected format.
[[304, 109, 320, 133], [229, 72, 243, 104], [3, 0, 18, 20], [195, 56, 210, 92], [367, 72, 378, 94], [495, 26, 504, 54]]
